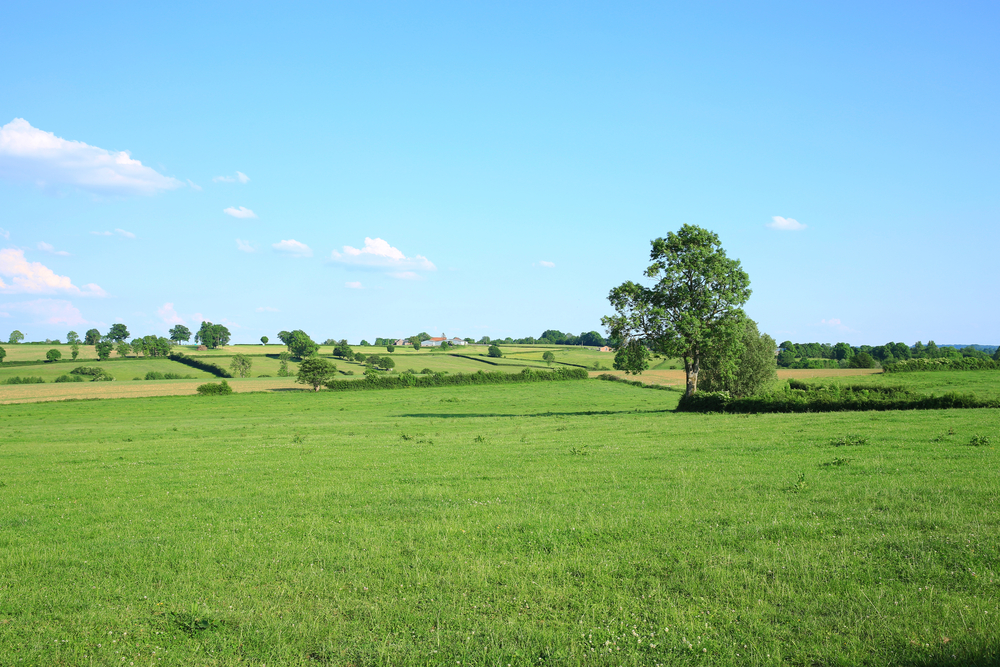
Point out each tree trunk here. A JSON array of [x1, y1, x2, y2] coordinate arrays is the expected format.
[[684, 353, 700, 396]]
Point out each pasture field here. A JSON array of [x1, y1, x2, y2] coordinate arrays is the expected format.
[[1, 378, 997, 665], [0, 358, 217, 384]]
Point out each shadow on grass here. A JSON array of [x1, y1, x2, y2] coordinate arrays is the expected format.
[[398, 408, 676, 419]]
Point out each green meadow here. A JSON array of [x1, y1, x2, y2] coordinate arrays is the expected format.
[[1, 373, 998, 666]]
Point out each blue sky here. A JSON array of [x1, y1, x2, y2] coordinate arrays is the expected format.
[[1, 2, 997, 345]]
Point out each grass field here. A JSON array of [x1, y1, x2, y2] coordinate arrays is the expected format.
[[1, 375, 997, 665]]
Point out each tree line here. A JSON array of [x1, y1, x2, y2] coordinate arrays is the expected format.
[[777, 340, 1000, 369]]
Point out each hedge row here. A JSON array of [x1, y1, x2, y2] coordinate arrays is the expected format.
[[168, 353, 232, 378], [325, 367, 589, 392], [883, 357, 1000, 373], [595, 373, 678, 392], [677, 380, 1000, 413]]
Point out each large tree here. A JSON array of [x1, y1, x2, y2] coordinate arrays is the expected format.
[[84, 329, 101, 345], [66, 331, 81, 344], [296, 358, 336, 391], [107, 323, 130, 343], [8, 330, 24, 344], [602, 224, 751, 396], [229, 354, 253, 378], [285, 330, 318, 359], [195, 322, 231, 349], [169, 325, 192, 345]]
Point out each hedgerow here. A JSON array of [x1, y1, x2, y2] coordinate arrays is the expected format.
[[883, 357, 1000, 372], [324, 367, 588, 392], [676, 380, 1000, 413], [595, 373, 678, 392], [168, 353, 232, 378], [3, 376, 45, 385]]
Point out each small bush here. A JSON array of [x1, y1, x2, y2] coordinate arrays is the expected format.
[[969, 434, 992, 446], [71, 366, 104, 376], [196, 380, 233, 395], [145, 371, 165, 380], [54, 375, 85, 383], [91, 371, 115, 381]]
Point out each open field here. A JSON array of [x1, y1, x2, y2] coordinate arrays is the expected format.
[[0, 377, 303, 404], [1, 377, 997, 665], [0, 358, 218, 384]]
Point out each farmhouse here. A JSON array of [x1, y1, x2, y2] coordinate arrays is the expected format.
[[420, 337, 468, 347]]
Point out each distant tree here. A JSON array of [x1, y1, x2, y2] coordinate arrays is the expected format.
[[993, 347, 1000, 361], [386, 344, 395, 353], [66, 331, 81, 344], [411, 339, 421, 351], [698, 318, 777, 398], [542, 351, 555, 365], [776, 349, 796, 367], [169, 325, 192, 345], [46, 348, 62, 362], [260, 335, 269, 345], [70, 343, 80, 360], [359, 339, 370, 346], [143, 336, 171, 358], [297, 358, 336, 390], [195, 322, 231, 349], [439, 341, 450, 351], [366, 354, 381, 367], [354, 352, 367, 363], [613, 340, 650, 374], [0, 345, 5, 363], [8, 330, 24, 344], [229, 354, 253, 378], [131, 338, 146, 357], [277, 351, 291, 377], [115, 342, 131, 359], [84, 329, 101, 345], [778, 340, 794, 352], [415, 332, 431, 342], [379, 356, 396, 371], [333, 342, 354, 359], [107, 323, 130, 343], [488, 345, 502, 358], [464, 338, 474, 343], [832, 342, 852, 361], [540, 329, 567, 345], [95, 341, 113, 360], [578, 331, 605, 347], [478, 336, 491, 345], [285, 330, 319, 359], [849, 352, 875, 369]]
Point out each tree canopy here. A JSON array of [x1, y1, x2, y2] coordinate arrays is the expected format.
[[107, 323, 130, 342], [169, 325, 192, 345], [602, 225, 751, 395], [697, 317, 777, 398], [66, 331, 80, 344], [195, 322, 231, 349], [285, 330, 318, 359], [84, 329, 101, 345], [8, 330, 24, 344], [296, 358, 336, 390]]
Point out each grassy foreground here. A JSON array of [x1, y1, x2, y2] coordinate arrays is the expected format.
[[0, 380, 997, 666]]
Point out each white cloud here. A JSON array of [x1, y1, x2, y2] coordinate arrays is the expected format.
[[214, 171, 250, 184], [236, 239, 255, 253], [90, 230, 113, 236], [220, 317, 242, 329], [115, 228, 135, 239], [224, 206, 257, 219], [0, 298, 89, 326], [345, 281, 363, 289], [0, 248, 106, 296], [38, 241, 70, 256], [767, 216, 806, 231], [0, 118, 182, 196], [187, 179, 203, 191], [820, 318, 841, 326], [256, 306, 279, 312], [157, 302, 185, 326], [273, 239, 312, 257], [816, 318, 857, 333], [331, 237, 436, 277], [537, 260, 555, 268]]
